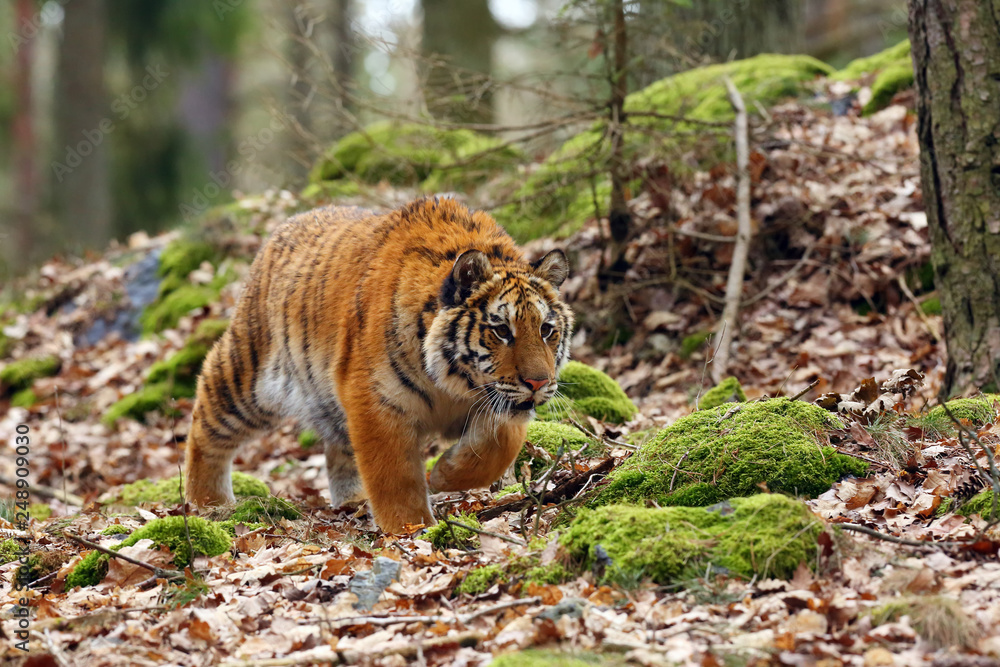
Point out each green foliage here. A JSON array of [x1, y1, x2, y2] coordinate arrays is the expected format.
[[229, 496, 302, 523], [562, 494, 824, 584], [698, 376, 747, 410], [66, 516, 232, 588], [111, 471, 268, 506], [425, 513, 481, 551], [0, 538, 22, 564], [496, 54, 832, 241], [958, 489, 998, 519], [594, 398, 864, 507], [871, 595, 980, 649], [490, 650, 624, 667], [536, 361, 636, 424], [518, 422, 599, 475], [10, 388, 38, 408], [920, 296, 941, 315], [456, 564, 504, 595], [680, 330, 712, 359], [0, 355, 60, 392], [298, 429, 320, 449], [309, 121, 522, 191], [102, 382, 179, 426]]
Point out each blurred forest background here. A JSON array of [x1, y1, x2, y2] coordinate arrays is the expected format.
[[0, 0, 908, 279]]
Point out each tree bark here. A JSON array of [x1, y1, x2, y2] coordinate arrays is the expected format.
[[8, 0, 38, 277], [909, 0, 1000, 397], [53, 0, 111, 253]]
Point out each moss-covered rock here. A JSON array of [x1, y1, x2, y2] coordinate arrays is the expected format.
[[563, 494, 824, 584], [106, 319, 229, 425], [926, 395, 999, 427], [456, 564, 504, 595], [517, 421, 600, 475], [0, 355, 60, 393], [309, 121, 521, 191], [425, 512, 481, 551], [537, 361, 636, 424], [698, 376, 747, 410], [140, 284, 223, 336], [595, 398, 865, 507], [10, 387, 38, 408], [65, 516, 232, 588], [832, 40, 913, 115], [140, 237, 229, 335], [111, 471, 269, 506], [496, 54, 832, 241], [229, 495, 302, 523]]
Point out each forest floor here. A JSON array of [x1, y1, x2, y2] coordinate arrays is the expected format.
[[3, 88, 1000, 667]]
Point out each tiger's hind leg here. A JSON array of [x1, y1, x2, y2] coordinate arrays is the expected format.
[[310, 411, 366, 508], [184, 332, 278, 507]]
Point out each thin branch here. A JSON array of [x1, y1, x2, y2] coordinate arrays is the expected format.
[[443, 519, 527, 546], [62, 531, 185, 582], [895, 276, 941, 342], [838, 523, 962, 548], [712, 76, 752, 384]]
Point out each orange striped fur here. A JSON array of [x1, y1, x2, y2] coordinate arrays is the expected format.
[[184, 198, 573, 533]]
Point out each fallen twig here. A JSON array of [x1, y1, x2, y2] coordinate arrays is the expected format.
[[443, 518, 527, 546], [62, 531, 185, 582], [478, 458, 615, 521], [838, 523, 963, 548]]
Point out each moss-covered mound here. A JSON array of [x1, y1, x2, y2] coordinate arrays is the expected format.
[[595, 398, 865, 507], [109, 471, 269, 506], [517, 421, 601, 475], [832, 40, 913, 115], [456, 564, 504, 596], [307, 121, 522, 195], [698, 376, 747, 410], [563, 494, 824, 584], [926, 394, 999, 427], [957, 488, 998, 519], [140, 237, 230, 335], [495, 54, 832, 241], [0, 538, 22, 564], [104, 318, 228, 425], [66, 516, 232, 588], [425, 512, 481, 551], [228, 495, 302, 523], [0, 355, 60, 394], [537, 361, 636, 424]]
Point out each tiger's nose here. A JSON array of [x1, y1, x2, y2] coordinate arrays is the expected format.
[[523, 377, 550, 392]]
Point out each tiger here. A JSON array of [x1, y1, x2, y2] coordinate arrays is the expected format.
[[183, 197, 573, 533]]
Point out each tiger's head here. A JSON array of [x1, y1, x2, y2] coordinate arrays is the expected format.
[[425, 248, 574, 419]]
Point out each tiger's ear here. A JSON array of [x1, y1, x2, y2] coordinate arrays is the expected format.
[[532, 249, 569, 288], [442, 249, 493, 306]]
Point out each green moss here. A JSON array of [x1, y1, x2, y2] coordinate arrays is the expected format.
[[595, 398, 864, 507], [229, 496, 301, 523], [517, 422, 599, 475], [29, 503, 51, 521], [141, 236, 231, 336], [298, 429, 320, 449], [864, 62, 914, 114], [309, 121, 521, 191], [0, 538, 23, 564], [456, 564, 504, 595], [102, 382, 178, 426], [698, 376, 747, 410], [920, 296, 942, 315], [563, 494, 823, 584], [16, 551, 68, 584], [65, 516, 232, 588], [140, 284, 222, 336], [680, 330, 712, 360], [536, 361, 636, 424], [10, 387, 38, 408], [490, 650, 622, 667], [524, 562, 572, 587], [158, 239, 217, 285], [496, 484, 525, 498], [101, 524, 132, 536], [112, 471, 268, 506], [871, 595, 980, 649], [425, 512, 481, 551], [833, 39, 911, 81], [935, 496, 954, 516], [958, 489, 998, 519], [0, 355, 60, 392], [926, 395, 999, 428], [216, 520, 268, 536], [425, 453, 442, 473], [496, 54, 831, 241]]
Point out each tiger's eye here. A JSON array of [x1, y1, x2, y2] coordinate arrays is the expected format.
[[540, 323, 554, 338], [494, 324, 512, 341]]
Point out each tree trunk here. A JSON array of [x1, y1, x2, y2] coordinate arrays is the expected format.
[[8, 0, 38, 277], [53, 0, 111, 253], [909, 0, 1000, 397]]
